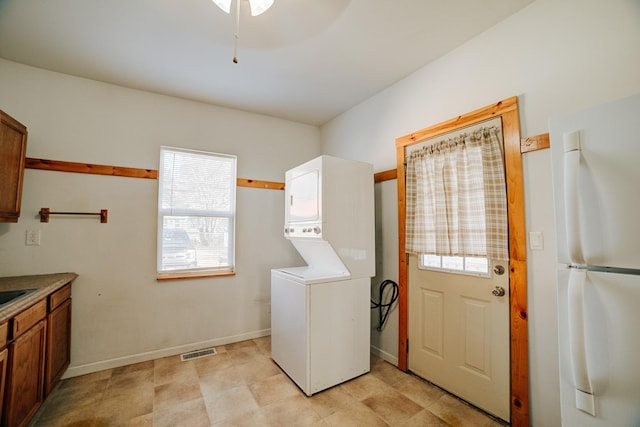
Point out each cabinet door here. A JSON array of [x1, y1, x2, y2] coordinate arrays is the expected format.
[[0, 111, 28, 223], [0, 347, 8, 423], [45, 298, 71, 397], [3, 320, 46, 427]]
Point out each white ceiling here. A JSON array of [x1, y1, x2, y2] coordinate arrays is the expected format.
[[0, 0, 533, 126]]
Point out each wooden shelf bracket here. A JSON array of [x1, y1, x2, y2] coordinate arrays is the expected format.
[[39, 208, 108, 223]]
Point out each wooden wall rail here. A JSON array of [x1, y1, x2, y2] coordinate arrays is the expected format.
[[374, 169, 397, 182], [26, 157, 404, 188], [236, 178, 284, 190], [25, 133, 550, 189], [25, 157, 284, 190], [26, 157, 158, 179], [521, 133, 550, 153]]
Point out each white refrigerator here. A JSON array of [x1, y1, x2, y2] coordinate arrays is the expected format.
[[550, 93, 640, 426]]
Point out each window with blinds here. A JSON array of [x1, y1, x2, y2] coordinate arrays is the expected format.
[[157, 146, 237, 279]]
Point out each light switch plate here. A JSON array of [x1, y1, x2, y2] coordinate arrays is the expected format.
[[529, 231, 543, 250], [26, 229, 41, 246]]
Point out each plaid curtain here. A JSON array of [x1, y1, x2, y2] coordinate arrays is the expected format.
[[405, 126, 508, 260]]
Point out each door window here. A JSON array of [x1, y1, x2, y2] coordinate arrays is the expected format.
[[419, 254, 490, 276]]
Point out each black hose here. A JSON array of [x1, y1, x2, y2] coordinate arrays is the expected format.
[[370, 279, 399, 331]]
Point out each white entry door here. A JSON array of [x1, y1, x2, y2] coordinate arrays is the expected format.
[[408, 255, 510, 421]]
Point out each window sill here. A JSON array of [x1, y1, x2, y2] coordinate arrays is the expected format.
[[156, 270, 235, 281]]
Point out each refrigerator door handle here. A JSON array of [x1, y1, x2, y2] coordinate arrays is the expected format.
[[567, 268, 596, 416], [563, 131, 586, 265]]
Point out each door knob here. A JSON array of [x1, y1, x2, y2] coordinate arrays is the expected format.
[[492, 286, 506, 297]]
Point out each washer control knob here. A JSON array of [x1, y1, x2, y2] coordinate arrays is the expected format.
[[313, 226, 321, 234]]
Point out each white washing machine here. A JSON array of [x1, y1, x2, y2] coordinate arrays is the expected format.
[[270, 267, 370, 396]]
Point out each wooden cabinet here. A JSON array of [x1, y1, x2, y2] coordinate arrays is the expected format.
[[0, 349, 7, 423], [0, 322, 8, 423], [44, 285, 72, 397], [3, 301, 47, 427], [0, 275, 75, 426], [0, 110, 28, 223]]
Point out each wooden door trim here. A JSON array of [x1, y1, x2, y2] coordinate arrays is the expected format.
[[395, 96, 529, 426]]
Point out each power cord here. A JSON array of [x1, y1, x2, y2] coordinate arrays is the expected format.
[[370, 279, 399, 331]]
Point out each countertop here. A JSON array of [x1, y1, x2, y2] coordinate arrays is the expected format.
[[0, 273, 78, 323]]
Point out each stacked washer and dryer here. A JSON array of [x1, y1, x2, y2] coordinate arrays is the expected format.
[[271, 155, 375, 396]]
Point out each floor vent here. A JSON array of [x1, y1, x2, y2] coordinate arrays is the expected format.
[[180, 347, 217, 362]]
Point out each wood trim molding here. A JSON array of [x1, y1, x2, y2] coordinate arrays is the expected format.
[[374, 169, 397, 183], [26, 157, 158, 179], [25, 157, 158, 179], [396, 99, 514, 147], [395, 96, 529, 426], [236, 178, 285, 190], [25, 157, 285, 190], [26, 156, 399, 189], [521, 133, 550, 153]]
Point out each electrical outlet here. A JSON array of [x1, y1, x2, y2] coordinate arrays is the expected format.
[[26, 229, 41, 246]]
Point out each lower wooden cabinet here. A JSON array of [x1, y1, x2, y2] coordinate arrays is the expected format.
[[0, 275, 76, 426], [3, 319, 46, 427], [45, 287, 72, 397], [0, 347, 8, 423], [0, 280, 73, 426]]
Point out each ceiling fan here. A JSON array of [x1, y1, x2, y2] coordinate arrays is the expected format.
[[211, 0, 275, 62], [211, 0, 274, 17]]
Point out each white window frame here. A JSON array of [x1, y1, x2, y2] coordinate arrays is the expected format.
[[157, 146, 237, 279], [418, 254, 491, 278]]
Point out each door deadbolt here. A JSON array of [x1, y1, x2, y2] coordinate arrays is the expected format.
[[492, 286, 506, 297], [493, 265, 505, 275]]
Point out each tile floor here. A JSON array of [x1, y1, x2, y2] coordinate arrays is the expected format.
[[30, 337, 507, 426]]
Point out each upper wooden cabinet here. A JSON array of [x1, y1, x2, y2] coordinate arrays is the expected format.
[[0, 110, 28, 223]]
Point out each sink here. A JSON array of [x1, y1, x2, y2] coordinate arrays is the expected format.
[[0, 289, 36, 308]]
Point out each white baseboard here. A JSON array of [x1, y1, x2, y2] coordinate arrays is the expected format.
[[63, 329, 271, 379], [370, 344, 398, 366], [66, 332, 398, 379]]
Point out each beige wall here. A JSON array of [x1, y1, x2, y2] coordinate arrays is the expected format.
[[320, 1, 640, 426], [0, 59, 319, 374], [1, 1, 639, 425]]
